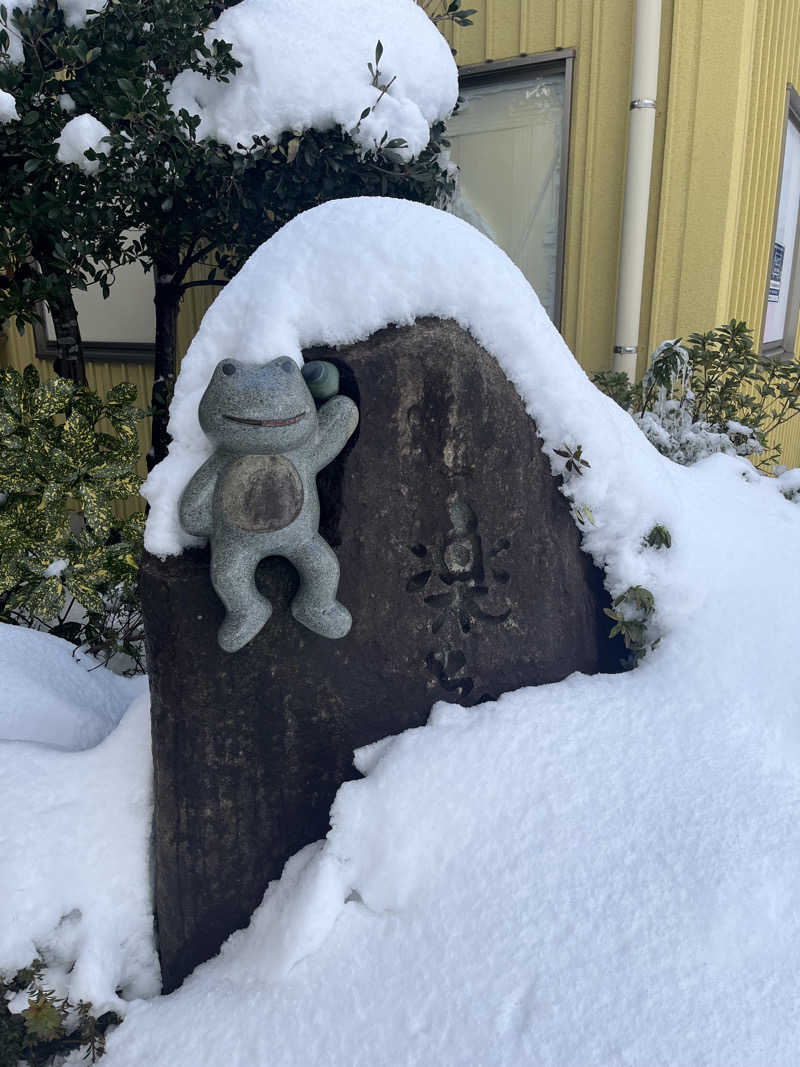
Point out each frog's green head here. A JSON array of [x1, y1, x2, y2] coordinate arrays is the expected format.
[[199, 357, 318, 454]]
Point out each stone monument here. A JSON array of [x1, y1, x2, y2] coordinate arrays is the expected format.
[[139, 318, 621, 991]]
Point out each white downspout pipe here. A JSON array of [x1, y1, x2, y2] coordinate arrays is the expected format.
[[612, 0, 662, 380]]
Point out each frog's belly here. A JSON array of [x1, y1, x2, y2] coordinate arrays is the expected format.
[[221, 455, 304, 533]]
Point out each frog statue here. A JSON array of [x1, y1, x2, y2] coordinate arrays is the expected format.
[[178, 356, 359, 652]]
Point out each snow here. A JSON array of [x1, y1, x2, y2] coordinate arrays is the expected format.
[[116, 455, 800, 1065], [4, 194, 800, 1061], [1, 0, 106, 64], [167, 0, 457, 159], [44, 557, 69, 577], [0, 87, 18, 122], [776, 464, 800, 501], [0, 630, 156, 1014], [57, 0, 107, 28], [0, 622, 144, 750], [55, 113, 111, 174]]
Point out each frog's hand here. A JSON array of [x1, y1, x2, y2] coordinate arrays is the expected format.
[[178, 454, 224, 537], [313, 395, 359, 472]]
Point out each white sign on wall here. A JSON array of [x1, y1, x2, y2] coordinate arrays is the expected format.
[[764, 120, 800, 345]]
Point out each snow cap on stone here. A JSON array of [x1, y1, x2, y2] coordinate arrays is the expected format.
[[167, 0, 458, 159]]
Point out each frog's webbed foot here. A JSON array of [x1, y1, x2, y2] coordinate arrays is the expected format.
[[287, 536, 352, 639], [211, 545, 272, 652], [291, 597, 351, 640], [218, 601, 272, 653]]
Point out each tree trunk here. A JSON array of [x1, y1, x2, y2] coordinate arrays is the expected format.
[[47, 286, 86, 386], [149, 265, 183, 470]]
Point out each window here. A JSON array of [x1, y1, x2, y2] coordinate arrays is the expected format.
[[763, 86, 800, 359], [445, 53, 573, 328], [34, 250, 155, 363]]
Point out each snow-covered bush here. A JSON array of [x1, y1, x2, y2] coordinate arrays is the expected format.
[[593, 320, 800, 468], [775, 465, 800, 503], [0, 959, 119, 1065], [0, 365, 146, 673]]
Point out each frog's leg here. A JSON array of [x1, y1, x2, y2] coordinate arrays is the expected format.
[[211, 541, 272, 652], [287, 535, 352, 639]]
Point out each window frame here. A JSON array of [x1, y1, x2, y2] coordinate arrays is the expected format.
[[455, 50, 574, 330], [33, 314, 155, 364], [761, 84, 800, 360]]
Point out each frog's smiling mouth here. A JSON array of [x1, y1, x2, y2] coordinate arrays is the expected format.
[[224, 411, 307, 428]]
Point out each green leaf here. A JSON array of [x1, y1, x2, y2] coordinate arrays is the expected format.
[[33, 376, 74, 418], [79, 485, 113, 537], [107, 381, 137, 405], [24, 578, 66, 624]]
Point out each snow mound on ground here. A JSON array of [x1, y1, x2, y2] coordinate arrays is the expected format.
[[108, 455, 800, 1065], [55, 113, 111, 174], [167, 0, 457, 158], [0, 622, 144, 750], [0, 690, 158, 1013]]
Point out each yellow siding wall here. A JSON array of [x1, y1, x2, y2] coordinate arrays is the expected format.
[[647, 0, 758, 356], [453, 0, 800, 465], [451, 0, 651, 375], [726, 0, 800, 465], [646, 0, 800, 465]]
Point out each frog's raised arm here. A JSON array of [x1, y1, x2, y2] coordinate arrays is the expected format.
[[178, 452, 226, 538], [311, 394, 359, 473]]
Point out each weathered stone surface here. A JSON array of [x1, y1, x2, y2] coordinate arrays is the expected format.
[[141, 318, 620, 991]]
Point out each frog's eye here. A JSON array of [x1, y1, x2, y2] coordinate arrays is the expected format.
[[275, 357, 295, 374], [221, 361, 237, 376]]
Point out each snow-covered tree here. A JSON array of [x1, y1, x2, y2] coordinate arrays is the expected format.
[[1, 0, 458, 461], [0, 0, 131, 382]]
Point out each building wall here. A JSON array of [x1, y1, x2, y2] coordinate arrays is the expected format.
[[726, 0, 800, 463], [450, 0, 800, 463], [450, 0, 661, 376]]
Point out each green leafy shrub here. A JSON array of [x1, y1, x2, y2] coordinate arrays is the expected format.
[[0, 365, 146, 673], [644, 523, 672, 550], [591, 370, 634, 412], [553, 442, 591, 476], [593, 320, 800, 469], [604, 585, 658, 667], [1, 959, 119, 1064], [553, 441, 660, 668]]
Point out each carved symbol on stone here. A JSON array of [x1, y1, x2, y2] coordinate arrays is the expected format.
[[406, 498, 512, 696], [407, 499, 512, 634], [425, 648, 474, 699]]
